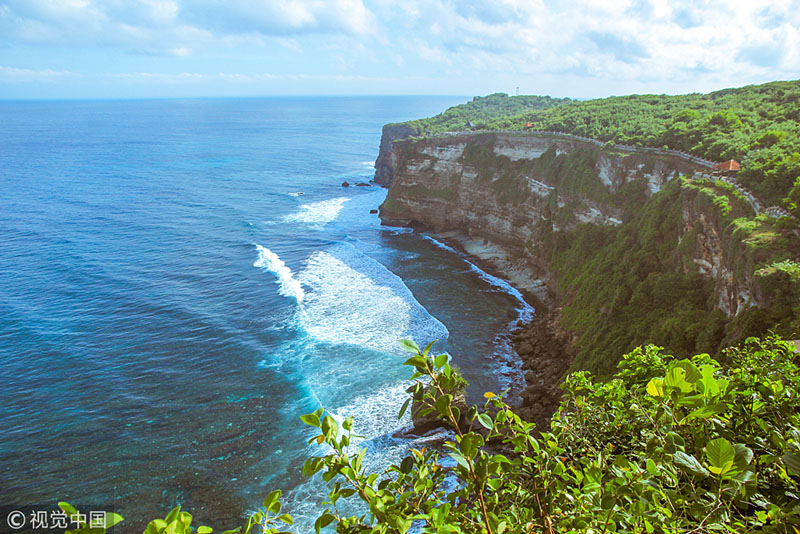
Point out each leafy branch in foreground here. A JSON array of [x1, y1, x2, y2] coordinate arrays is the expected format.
[[299, 336, 800, 534], [62, 335, 800, 533]]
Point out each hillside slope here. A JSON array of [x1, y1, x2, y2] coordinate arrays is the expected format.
[[377, 126, 800, 375]]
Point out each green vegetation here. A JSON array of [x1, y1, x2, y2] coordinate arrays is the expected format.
[[456, 135, 612, 207], [403, 82, 800, 212], [72, 336, 800, 533], [398, 93, 568, 135], [547, 180, 726, 375], [541, 177, 799, 376]]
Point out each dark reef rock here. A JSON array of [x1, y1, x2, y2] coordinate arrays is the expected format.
[[513, 310, 575, 434], [341, 181, 350, 187], [370, 209, 378, 214]]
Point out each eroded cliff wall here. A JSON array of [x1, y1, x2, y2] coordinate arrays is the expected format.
[[377, 132, 767, 371], [380, 132, 747, 301]]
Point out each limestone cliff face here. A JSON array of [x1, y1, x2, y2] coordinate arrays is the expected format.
[[679, 196, 762, 316], [373, 124, 417, 186], [378, 131, 756, 317]]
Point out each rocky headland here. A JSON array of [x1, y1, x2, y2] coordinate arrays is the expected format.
[[373, 126, 778, 426]]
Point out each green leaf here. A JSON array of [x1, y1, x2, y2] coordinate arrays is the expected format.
[[422, 340, 437, 356], [277, 514, 294, 525], [646, 378, 664, 397], [145, 519, 167, 534], [398, 339, 420, 354], [646, 458, 658, 476], [263, 489, 282, 511], [459, 432, 484, 459], [198, 527, 213, 534], [783, 451, 800, 475], [449, 452, 470, 470], [664, 367, 692, 392], [434, 353, 449, 368], [321, 416, 338, 440], [300, 412, 321, 428], [733, 443, 754, 470], [314, 512, 336, 534], [476, 413, 493, 430], [674, 359, 702, 383], [400, 456, 414, 474], [705, 437, 735, 475], [342, 416, 353, 432], [104, 512, 124, 529], [434, 394, 452, 416], [483, 391, 496, 399], [165, 506, 181, 525], [58, 502, 79, 518], [450, 405, 460, 424], [674, 451, 710, 477], [398, 398, 411, 420], [681, 403, 728, 423]]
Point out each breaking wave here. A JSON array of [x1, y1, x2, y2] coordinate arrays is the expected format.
[[283, 197, 350, 227], [423, 236, 535, 322], [253, 245, 305, 303], [295, 243, 448, 355]]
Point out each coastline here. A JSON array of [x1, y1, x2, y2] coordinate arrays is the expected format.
[[411, 227, 575, 432]]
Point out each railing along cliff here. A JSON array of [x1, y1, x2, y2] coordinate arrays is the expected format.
[[410, 129, 794, 221]]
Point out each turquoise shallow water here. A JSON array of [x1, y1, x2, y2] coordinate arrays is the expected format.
[[0, 96, 531, 531]]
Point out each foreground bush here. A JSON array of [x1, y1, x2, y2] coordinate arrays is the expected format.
[[65, 336, 800, 533]]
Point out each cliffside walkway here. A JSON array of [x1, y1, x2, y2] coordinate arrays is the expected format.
[[422, 129, 794, 222]]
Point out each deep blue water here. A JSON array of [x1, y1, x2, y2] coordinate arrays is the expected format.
[[0, 97, 531, 531]]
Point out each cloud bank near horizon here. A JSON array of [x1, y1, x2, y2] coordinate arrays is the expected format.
[[1, 0, 798, 98]]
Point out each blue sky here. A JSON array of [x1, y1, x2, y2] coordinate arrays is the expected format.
[[1, 0, 798, 99]]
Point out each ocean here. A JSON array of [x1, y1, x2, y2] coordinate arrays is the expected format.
[[0, 97, 532, 531]]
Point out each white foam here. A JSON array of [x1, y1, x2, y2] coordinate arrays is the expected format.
[[465, 262, 535, 323], [362, 160, 376, 167], [423, 235, 535, 323], [423, 235, 459, 254], [295, 243, 448, 355], [285, 379, 454, 534], [283, 197, 350, 227], [253, 245, 305, 303]]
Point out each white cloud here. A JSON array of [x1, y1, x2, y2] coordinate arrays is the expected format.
[[0, 65, 77, 82], [372, 0, 799, 90], [0, 0, 375, 48], [0, 0, 797, 96]]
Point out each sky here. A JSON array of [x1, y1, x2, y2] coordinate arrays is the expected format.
[[0, 0, 798, 100]]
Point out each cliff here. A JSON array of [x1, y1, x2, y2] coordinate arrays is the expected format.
[[376, 130, 792, 374], [373, 124, 417, 186], [379, 131, 718, 296]]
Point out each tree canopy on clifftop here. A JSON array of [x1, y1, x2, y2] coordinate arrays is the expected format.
[[403, 81, 800, 212]]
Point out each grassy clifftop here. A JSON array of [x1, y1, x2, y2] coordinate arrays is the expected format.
[[398, 81, 800, 212]]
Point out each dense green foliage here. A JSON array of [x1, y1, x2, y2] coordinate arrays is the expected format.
[[548, 179, 723, 375], [404, 82, 800, 211], [399, 93, 568, 136], [543, 177, 799, 375], [440, 131, 796, 372], [76, 336, 800, 533]]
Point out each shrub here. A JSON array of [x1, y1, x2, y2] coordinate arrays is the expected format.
[[66, 336, 800, 533]]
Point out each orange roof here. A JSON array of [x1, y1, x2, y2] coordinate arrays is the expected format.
[[713, 159, 741, 172]]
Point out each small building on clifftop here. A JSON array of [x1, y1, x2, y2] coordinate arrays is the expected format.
[[712, 159, 741, 175]]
